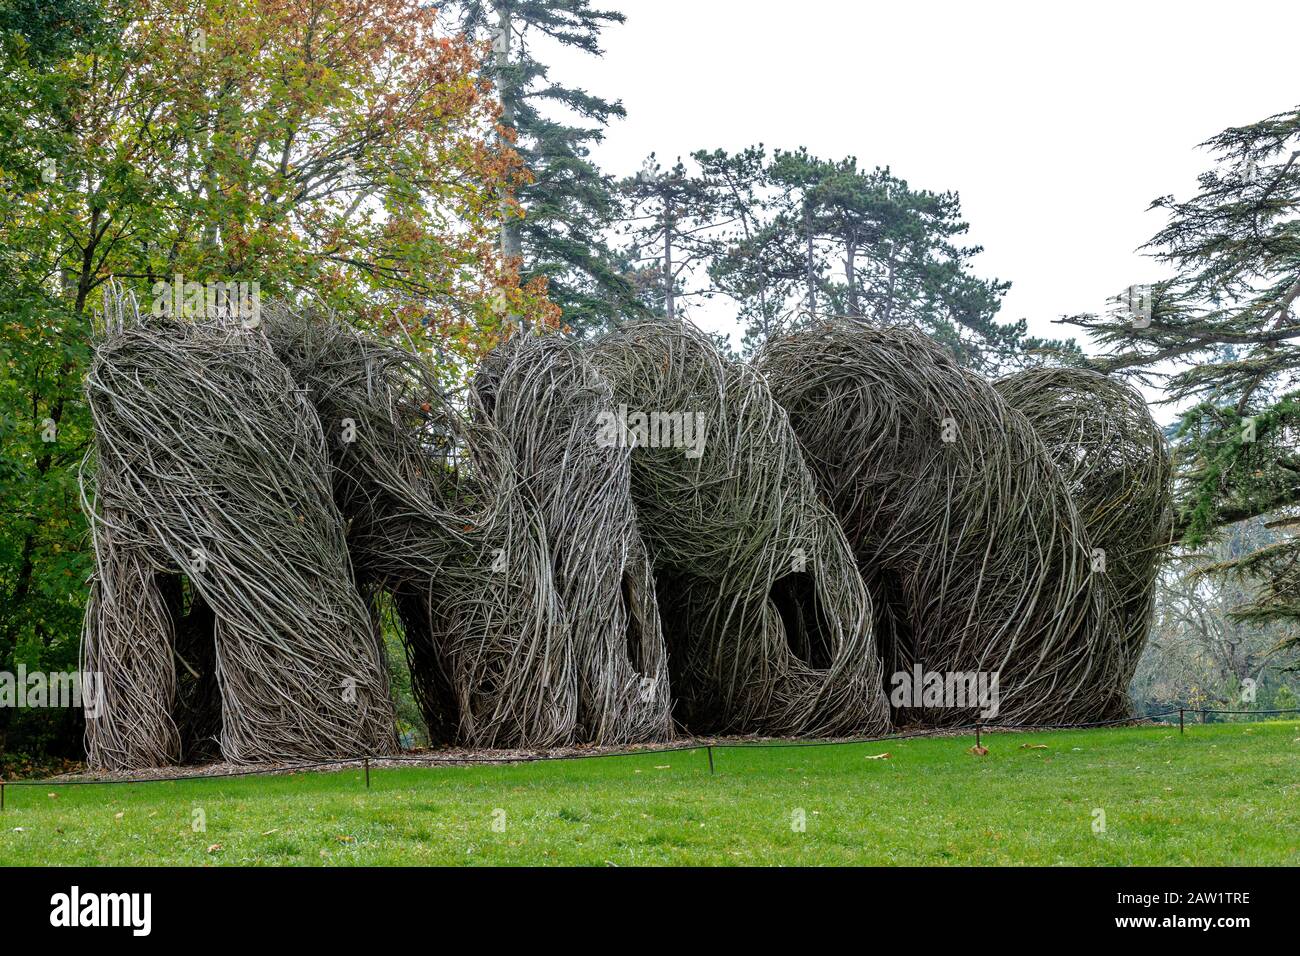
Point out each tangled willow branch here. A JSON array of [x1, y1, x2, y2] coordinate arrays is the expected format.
[[80, 304, 1169, 769], [591, 323, 890, 735], [993, 366, 1173, 713]]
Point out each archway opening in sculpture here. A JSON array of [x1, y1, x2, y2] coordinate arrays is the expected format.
[[620, 571, 647, 675], [769, 571, 834, 670], [867, 567, 915, 681], [156, 571, 220, 763]]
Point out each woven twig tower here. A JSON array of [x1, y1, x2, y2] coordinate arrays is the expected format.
[[591, 323, 891, 736], [82, 314, 394, 768], [474, 335, 673, 744], [261, 306, 578, 749]]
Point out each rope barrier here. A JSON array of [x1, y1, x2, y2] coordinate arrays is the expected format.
[[3, 707, 1295, 797]]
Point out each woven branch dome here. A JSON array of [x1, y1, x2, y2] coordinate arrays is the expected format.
[[590, 322, 891, 735], [756, 321, 1169, 724], [993, 366, 1173, 714]]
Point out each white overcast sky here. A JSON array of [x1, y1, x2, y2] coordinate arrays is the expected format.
[[544, 0, 1299, 352]]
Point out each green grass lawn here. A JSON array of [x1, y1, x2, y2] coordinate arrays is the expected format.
[[2, 721, 1297, 865]]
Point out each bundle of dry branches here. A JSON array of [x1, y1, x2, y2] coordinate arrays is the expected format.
[[474, 335, 673, 744], [994, 367, 1172, 715], [260, 305, 578, 749]]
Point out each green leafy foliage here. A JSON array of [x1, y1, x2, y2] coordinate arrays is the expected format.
[[447, 0, 641, 334], [1063, 106, 1300, 654]]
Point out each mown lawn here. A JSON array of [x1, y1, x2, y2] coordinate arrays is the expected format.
[[2, 722, 1297, 865]]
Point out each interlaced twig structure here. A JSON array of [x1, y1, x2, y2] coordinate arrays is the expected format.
[[993, 366, 1173, 714], [79, 304, 1169, 768], [591, 323, 891, 735], [758, 321, 1171, 724], [82, 310, 394, 769]]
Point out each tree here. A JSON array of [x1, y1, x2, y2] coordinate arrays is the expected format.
[[617, 154, 722, 322], [0, 0, 114, 762], [697, 145, 802, 349], [774, 152, 1025, 368], [703, 146, 1057, 364], [0, 0, 553, 758], [1063, 106, 1300, 655], [445, 0, 640, 333], [1132, 519, 1300, 716]]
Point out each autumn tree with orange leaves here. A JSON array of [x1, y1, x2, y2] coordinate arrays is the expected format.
[[0, 0, 556, 761]]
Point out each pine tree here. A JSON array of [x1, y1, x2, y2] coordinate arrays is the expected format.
[[617, 154, 722, 322], [1063, 106, 1300, 649], [446, 0, 640, 333], [706, 147, 1049, 365], [699, 146, 804, 349]]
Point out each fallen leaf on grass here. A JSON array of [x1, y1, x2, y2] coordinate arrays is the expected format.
[[654, 765, 670, 770], [1020, 744, 1048, 750], [114, 812, 124, 820], [261, 828, 279, 836], [336, 835, 354, 843], [47, 793, 57, 800], [864, 753, 891, 760], [968, 745, 989, 756], [206, 843, 222, 854]]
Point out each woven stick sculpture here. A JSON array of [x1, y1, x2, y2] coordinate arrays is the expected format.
[[590, 322, 891, 736], [994, 367, 1172, 717], [82, 312, 394, 768], [474, 335, 673, 744], [80, 300, 1170, 769], [81, 541, 183, 767], [758, 321, 1136, 725], [260, 305, 578, 749]]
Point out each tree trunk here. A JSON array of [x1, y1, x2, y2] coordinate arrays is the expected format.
[[845, 237, 859, 317], [663, 196, 675, 321], [495, 3, 522, 267], [804, 200, 816, 314], [883, 248, 897, 322]]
